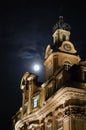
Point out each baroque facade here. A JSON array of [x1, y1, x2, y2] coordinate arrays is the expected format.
[[12, 16, 86, 130]]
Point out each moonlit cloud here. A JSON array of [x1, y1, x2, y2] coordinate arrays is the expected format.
[[17, 42, 46, 62], [17, 47, 39, 59]]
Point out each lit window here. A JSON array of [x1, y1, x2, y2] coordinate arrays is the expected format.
[[32, 95, 39, 109], [33, 98, 38, 108]]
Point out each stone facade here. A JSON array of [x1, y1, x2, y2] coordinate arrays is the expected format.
[[12, 16, 86, 130]]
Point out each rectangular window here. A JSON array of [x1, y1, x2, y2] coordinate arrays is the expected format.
[[33, 98, 38, 108], [54, 57, 58, 72], [84, 71, 86, 82], [32, 94, 40, 109]]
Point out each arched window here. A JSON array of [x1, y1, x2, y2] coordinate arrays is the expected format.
[[62, 34, 66, 41], [64, 60, 72, 71]]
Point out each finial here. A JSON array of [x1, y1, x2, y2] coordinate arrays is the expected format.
[[59, 16, 64, 22], [53, 16, 71, 32]]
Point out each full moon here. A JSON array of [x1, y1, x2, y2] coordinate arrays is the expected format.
[[33, 64, 40, 71]]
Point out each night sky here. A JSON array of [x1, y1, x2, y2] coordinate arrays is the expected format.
[[0, 0, 86, 130]]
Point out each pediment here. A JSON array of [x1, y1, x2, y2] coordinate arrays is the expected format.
[[59, 41, 77, 54]]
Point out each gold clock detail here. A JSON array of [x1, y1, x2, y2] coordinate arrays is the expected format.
[[63, 43, 71, 51]]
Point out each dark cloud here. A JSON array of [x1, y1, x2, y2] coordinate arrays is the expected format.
[[16, 38, 46, 63], [17, 46, 43, 60]]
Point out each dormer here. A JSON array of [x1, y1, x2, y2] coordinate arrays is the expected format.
[[20, 72, 43, 115]]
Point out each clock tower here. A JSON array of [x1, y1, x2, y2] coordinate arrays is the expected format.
[[12, 16, 86, 130], [44, 16, 81, 80]]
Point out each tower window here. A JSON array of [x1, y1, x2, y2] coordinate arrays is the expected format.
[[84, 71, 86, 82], [64, 61, 72, 71], [54, 57, 58, 72], [47, 62, 52, 79], [62, 34, 66, 41]]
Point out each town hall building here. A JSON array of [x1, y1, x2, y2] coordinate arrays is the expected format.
[[12, 16, 86, 130]]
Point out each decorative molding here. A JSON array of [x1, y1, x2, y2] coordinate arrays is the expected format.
[[15, 87, 86, 130]]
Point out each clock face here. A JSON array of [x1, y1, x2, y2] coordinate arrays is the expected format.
[[63, 43, 71, 51]]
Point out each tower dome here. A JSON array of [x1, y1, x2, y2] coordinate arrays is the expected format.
[[53, 16, 71, 32], [53, 16, 71, 43]]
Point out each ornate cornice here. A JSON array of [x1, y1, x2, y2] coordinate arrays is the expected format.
[[15, 87, 86, 130]]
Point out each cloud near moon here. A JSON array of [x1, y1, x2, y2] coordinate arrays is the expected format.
[[17, 43, 45, 62]]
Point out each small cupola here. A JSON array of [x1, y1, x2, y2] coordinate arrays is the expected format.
[[52, 16, 71, 44]]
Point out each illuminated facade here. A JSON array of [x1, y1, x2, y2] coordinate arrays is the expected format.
[[12, 16, 86, 130]]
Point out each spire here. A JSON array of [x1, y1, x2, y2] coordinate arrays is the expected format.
[[53, 16, 71, 32]]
